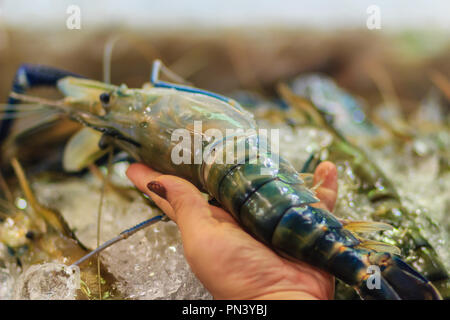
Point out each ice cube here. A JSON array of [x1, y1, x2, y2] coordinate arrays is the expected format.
[[101, 221, 212, 300], [14, 263, 80, 300], [0, 268, 15, 300]]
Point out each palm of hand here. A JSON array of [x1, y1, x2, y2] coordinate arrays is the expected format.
[[127, 161, 338, 300]]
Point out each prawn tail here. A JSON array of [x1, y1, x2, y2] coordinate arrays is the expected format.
[[355, 251, 442, 300], [259, 200, 442, 300]]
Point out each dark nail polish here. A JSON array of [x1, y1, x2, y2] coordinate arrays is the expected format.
[[147, 181, 167, 199], [25, 230, 36, 240]]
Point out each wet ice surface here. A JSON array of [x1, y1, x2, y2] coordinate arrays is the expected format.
[[30, 164, 212, 300], [101, 221, 211, 300], [0, 266, 15, 300], [265, 120, 450, 272], [35, 174, 155, 250], [13, 263, 80, 300], [359, 143, 450, 270], [0, 243, 19, 300]]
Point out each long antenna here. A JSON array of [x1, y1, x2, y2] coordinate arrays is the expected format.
[[71, 214, 166, 267], [103, 35, 121, 85], [95, 148, 113, 299]]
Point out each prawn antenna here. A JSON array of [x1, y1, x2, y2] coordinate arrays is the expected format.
[[71, 214, 167, 267]]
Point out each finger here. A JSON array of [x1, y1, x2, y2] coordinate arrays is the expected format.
[[127, 164, 219, 238], [127, 163, 236, 224], [126, 163, 174, 216], [146, 175, 217, 229], [126, 163, 163, 190], [312, 161, 338, 211]]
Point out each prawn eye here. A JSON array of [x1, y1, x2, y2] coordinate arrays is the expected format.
[[99, 92, 110, 105]]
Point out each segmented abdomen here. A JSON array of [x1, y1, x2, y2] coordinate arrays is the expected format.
[[202, 135, 362, 283]]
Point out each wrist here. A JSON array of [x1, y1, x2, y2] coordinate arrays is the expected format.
[[249, 291, 322, 300]]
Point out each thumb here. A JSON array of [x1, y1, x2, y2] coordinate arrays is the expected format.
[[312, 161, 338, 212]]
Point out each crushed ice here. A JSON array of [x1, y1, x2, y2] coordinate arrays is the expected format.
[[13, 263, 80, 300]]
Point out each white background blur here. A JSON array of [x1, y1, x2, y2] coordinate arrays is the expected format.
[[0, 0, 449, 31]]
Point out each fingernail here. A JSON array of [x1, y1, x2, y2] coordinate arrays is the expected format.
[[147, 181, 167, 199]]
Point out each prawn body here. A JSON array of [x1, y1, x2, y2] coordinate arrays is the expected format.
[[5, 63, 442, 300]]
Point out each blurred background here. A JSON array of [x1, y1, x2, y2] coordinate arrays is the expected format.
[[0, 0, 449, 106]]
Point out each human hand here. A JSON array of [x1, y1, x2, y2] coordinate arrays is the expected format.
[[126, 161, 338, 300]]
